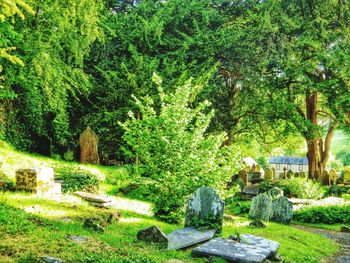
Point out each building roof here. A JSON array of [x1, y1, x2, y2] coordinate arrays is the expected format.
[[241, 157, 258, 167], [269, 156, 308, 165]]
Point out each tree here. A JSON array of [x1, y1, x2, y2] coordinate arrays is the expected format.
[[120, 75, 240, 223], [241, 0, 350, 178]]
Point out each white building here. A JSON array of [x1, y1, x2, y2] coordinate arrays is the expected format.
[[269, 156, 308, 174]]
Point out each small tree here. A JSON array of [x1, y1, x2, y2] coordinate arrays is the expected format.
[[120, 75, 240, 223]]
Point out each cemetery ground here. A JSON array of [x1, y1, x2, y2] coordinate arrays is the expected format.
[[0, 142, 348, 263]]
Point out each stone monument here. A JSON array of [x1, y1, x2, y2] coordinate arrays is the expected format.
[[185, 186, 224, 233], [79, 127, 99, 164]]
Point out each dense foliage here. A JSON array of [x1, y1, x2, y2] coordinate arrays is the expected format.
[[294, 205, 350, 224], [120, 76, 240, 222]]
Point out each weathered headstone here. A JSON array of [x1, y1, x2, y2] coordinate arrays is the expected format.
[[79, 127, 99, 164], [83, 218, 105, 233], [249, 193, 272, 221], [271, 196, 293, 224], [264, 168, 273, 181], [286, 170, 293, 179], [238, 170, 248, 185], [299, 172, 306, 178], [185, 186, 224, 233], [267, 187, 283, 201], [248, 172, 262, 184], [256, 164, 261, 172], [167, 227, 215, 250], [329, 169, 337, 184], [15, 167, 60, 195], [40, 256, 64, 263], [271, 167, 276, 179], [322, 170, 330, 186], [137, 225, 168, 246], [192, 235, 279, 263]]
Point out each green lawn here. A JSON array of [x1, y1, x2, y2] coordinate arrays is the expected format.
[[0, 140, 342, 262]]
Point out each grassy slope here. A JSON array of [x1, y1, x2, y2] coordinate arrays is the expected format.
[[0, 141, 340, 262]]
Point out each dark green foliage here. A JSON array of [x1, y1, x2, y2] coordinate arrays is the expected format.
[[55, 166, 100, 193], [336, 150, 350, 166], [294, 205, 350, 224]]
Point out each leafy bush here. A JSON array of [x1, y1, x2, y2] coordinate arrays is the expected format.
[[63, 149, 75, 162], [259, 177, 323, 199], [120, 76, 240, 223], [293, 205, 350, 224], [55, 166, 100, 193]]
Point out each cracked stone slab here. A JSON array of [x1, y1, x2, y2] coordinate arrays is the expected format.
[[192, 235, 279, 263], [167, 227, 216, 250]]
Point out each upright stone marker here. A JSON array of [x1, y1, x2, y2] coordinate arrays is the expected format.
[[322, 170, 330, 186], [79, 127, 99, 164], [137, 225, 168, 246], [16, 167, 55, 194], [249, 193, 272, 221], [271, 196, 293, 224], [264, 168, 273, 181], [185, 186, 224, 233]]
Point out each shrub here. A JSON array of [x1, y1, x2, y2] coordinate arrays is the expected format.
[[120, 75, 240, 223], [63, 149, 75, 162], [260, 177, 323, 199], [55, 166, 100, 193], [293, 205, 350, 224]]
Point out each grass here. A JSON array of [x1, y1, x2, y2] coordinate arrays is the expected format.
[[0, 140, 342, 262]]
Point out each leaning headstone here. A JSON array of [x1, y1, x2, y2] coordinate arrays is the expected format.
[[192, 235, 279, 263], [79, 127, 99, 164], [137, 225, 168, 246], [167, 227, 215, 250], [340, 226, 350, 233], [264, 168, 273, 181], [267, 187, 283, 201], [185, 186, 224, 233], [249, 193, 272, 221], [271, 196, 293, 224], [322, 170, 330, 186]]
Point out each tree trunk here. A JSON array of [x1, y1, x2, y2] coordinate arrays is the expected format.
[[305, 91, 319, 179], [318, 124, 335, 173]]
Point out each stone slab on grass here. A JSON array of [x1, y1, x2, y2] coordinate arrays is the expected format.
[[74, 191, 113, 203], [167, 227, 216, 250], [192, 235, 279, 263]]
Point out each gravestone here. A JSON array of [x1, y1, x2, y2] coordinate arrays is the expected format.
[[167, 227, 215, 250], [242, 184, 260, 200], [267, 187, 283, 201], [271, 167, 276, 179], [15, 167, 60, 195], [137, 225, 168, 246], [264, 168, 273, 181], [238, 170, 248, 185], [271, 196, 293, 224], [299, 172, 306, 178], [286, 170, 293, 179], [192, 235, 279, 263], [249, 193, 272, 221], [248, 172, 263, 184], [79, 127, 99, 164], [329, 169, 337, 184], [322, 170, 330, 186], [185, 186, 224, 233]]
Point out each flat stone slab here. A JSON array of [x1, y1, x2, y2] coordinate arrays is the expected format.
[[167, 227, 216, 250], [67, 235, 87, 243], [192, 235, 279, 263], [242, 184, 260, 196], [74, 191, 112, 203]]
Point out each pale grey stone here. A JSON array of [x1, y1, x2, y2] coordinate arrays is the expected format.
[[67, 235, 87, 243], [271, 196, 293, 224], [267, 187, 283, 201], [137, 225, 168, 246], [242, 184, 260, 196], [167, 227, 216, 250], [40, 256, 64, 263], [192, 235, 279, 263], [249, 193, 272, 221], [185, 187, 224, 232]]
